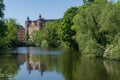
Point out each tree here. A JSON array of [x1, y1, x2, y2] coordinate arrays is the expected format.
[[102, 2, 120, 60], [0, 0, 6, 50], [73, 0, 120, 59], [73, 1, 111, 57], [0, 18, 18, 50], [32, 19, 62, 48], [59, 7, 78, 50], [0, 0, 5, 18], [82, 0, 108, 5], [0, 21, 7, 50], [82, 0, 95, 4], [4, 19, 18, 47]]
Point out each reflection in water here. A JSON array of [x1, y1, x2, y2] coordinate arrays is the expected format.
[[25, 47, 46, 76], [104, 60, 120, 80], [74, 58, 107, 80], [13, 47, 61, 55], [26, 53, 46, 76], [18, 54, 26, 65], [0, 54, 19, 80], [1, 47, 120, 80]]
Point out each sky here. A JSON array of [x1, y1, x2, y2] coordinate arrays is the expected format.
[[4, 0, 83, 26]]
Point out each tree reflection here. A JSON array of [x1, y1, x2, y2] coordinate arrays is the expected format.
[[56, 51, 108, 80], [0, 54, 19, 80], [58, 51, 80, 80], [104, 60, 120, 80], [74, 58, 107, 80]]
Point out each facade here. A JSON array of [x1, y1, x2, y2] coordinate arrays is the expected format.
[[17, 25, 25, 43], [25, 15, 55, 41]]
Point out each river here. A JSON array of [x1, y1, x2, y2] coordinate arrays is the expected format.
[[0, 47, 120, 80]]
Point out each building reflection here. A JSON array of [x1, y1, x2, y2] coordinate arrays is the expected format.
[[26, 53, 46, 76], [18, 54, 26, 65]]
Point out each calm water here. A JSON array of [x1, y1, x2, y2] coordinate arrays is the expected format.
[[0, 47, 120, 80]]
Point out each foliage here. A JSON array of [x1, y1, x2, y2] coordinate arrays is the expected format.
[[32, 19, 62, 48], [102, 3, 120, 59], [74, 2, 106, 57], [0, 0, 5, 18], [58, 7, 78, 50], [82, 0, 95, 4], [25, 29, 29, 42], [0, 0, 6, 50], [0, 54, 19, 79], [73, 1, 120, 59], [5, 19, 18, 47], [0, 19, 18, 50], [0, 21, 7, 49], [0, 1, 18, 50], [32, 7, 79, 50]]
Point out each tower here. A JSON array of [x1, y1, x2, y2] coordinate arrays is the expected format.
[[25, 17, 30, 42], [37, 14, 43, 29]]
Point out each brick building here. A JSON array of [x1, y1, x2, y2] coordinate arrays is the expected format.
[[17, 25, 25, 43]]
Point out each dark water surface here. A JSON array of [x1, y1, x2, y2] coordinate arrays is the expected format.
[[0, 47, 120, 80]]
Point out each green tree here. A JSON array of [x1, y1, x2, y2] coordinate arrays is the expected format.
[[73, 1, 111, 57], [0, 21, 7, 50], [0, 18, 18, 50], [82, 0, 95, 4], [0, 0, 5, 18], [102, 2, 120, 60], [32, 19, 62, 48], [74, 0, 120, 59], [5, 19, 18, 47], [59, 7, 78, 50], [0, 0, 6, 50], [43, 20, 61, 47]]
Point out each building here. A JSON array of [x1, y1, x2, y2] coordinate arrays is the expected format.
[[17, 25, 25, 43], [25, 15, 55, 41]]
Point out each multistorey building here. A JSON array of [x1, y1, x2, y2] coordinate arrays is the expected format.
[[25, 15, 55, 41]]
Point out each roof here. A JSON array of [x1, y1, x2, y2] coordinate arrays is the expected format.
[[18, 25, 25, 30]]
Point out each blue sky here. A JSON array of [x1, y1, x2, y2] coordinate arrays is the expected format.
[[4, 0, 83, 26]]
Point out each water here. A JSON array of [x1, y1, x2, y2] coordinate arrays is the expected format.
[[0, 47, 120, 80]]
